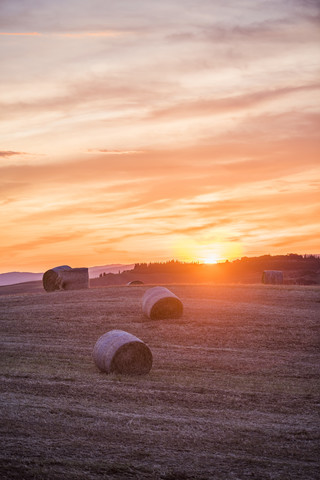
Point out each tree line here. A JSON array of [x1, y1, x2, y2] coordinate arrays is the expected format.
[[132, 254, 320, 274]]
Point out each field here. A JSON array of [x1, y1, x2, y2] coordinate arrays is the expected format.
[[0, 283, 319, 479]]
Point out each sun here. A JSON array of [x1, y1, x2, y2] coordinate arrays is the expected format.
[[173, 238, 243, 265], [203, 254, 219, 264]]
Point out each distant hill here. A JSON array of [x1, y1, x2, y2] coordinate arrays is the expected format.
[[89, 264, 134, 278], [0, 272, 43, 286]]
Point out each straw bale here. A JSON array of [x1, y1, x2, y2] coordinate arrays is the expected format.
[[142, 286, 183, 319], [42, 266, 89, 291], [42, 265, 72, 292], [58, 268, 89, 290], [262, 270, 284, 285], [92, 330, 152, 375]]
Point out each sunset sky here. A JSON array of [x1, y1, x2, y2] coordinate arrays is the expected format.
[[1, 0, 319, 272]]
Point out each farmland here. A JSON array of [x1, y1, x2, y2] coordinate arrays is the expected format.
[[0, 283, 319, 479]]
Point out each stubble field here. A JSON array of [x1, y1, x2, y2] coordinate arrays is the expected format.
[[0, 283, 319, 479]]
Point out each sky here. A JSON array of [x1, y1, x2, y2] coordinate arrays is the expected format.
[[1, 0, 319, 272]]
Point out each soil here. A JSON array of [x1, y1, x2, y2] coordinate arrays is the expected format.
[[0, 283, 319, 479]]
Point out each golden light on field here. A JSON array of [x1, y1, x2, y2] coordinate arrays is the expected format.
[[0, 1, 319, 272]]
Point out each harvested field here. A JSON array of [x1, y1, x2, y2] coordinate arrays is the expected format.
[[0, 283, 319, 480]]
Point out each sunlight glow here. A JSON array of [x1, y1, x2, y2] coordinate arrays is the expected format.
[[174, 238, 244, 266], [198, 241, 243, 265], [203, 255, 219, 264]]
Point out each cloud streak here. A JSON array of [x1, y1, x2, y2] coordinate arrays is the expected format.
[[0, 32, 40, 36], [0, 30, 129, 37], [88, 149, 144, 155], [148, 83, 320, 120], [0, 150, 28, 157]]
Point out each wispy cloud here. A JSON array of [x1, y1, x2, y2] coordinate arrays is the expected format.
[[0, 77, 154, 117], [0, 32, 40, 36], [59, 31, 129, 38], [148, 83, 320, 120], [0, 30, 129, 38], [271, 232, 320, 248], [0, 150, 28, 157], [87, 149, 144, 155], [1, 232, 88, 255]]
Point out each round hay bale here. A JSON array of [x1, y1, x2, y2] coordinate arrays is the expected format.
[[58, 267, 89, 290], [42, 265, 72, 292], [142, 286, 183, 319], [262, 270, 284, 285], [92, 330, 153, 375]]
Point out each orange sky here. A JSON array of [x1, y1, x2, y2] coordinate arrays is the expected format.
[[1, 0, 319, 272]]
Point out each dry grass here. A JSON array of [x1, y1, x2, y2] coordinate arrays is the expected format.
[[0, 283, 319, 479]]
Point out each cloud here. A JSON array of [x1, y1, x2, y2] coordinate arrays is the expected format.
[[1, 122, 319, 193], [1, 231, 88, 256], [165, 7, 320, 59], [1, 134, 318, 247], [0, 76, 158, 118], [57, 30, 130, 38], [0, 150, 28, 157], [270, 232, 320, 248], [0, 0, 154, 36], [0, 30, 129, 37], [196, 16, 320, 42], [87, 149, 144, 155], [0, 32, 40, 36], [148, 83, 320, 120]]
